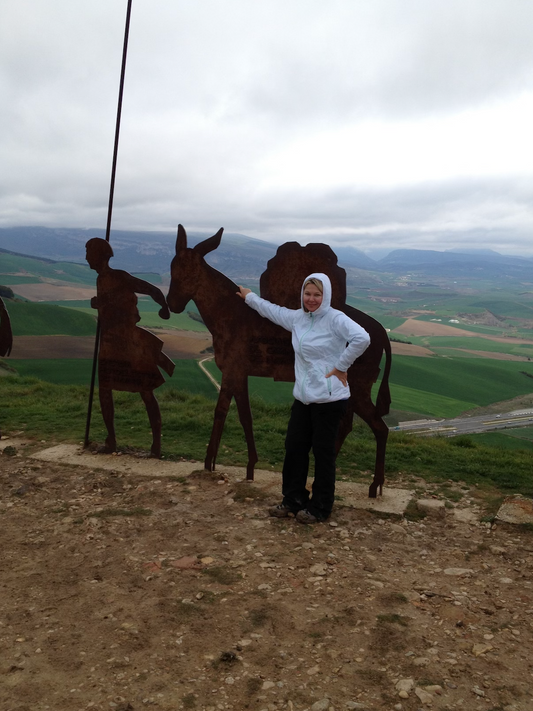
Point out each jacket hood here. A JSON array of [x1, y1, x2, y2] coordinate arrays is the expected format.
[[301, 272, 332, 316]]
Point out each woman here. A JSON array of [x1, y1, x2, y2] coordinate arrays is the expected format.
[[237, 272, 370, 523]]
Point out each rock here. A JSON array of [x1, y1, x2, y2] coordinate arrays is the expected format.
[[307, 665, 320, 675], [417, 499, 446, 518], [496, 495, 533, 525], [424, 685, 443, 695], [395, 678, 414, 695], [443, 567, 474, 576], [389, 523, 407, 534], [345, 703, 367, 710], [452, 508, 478, 524], [415, 687, 434, 705], [310, 564, 328, 576], [489, 546, 507, 555], [472, 685, 485, 697], [310, 699, 330, 711], [413, 657, 431, 666], [472, 643, 493, 657], [262, 681, 276, 690], [169, 556, 202, 570]]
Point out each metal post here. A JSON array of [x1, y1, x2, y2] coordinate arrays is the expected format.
[[84, 0, 133, 448]]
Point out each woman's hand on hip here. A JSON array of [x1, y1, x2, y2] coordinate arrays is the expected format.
[[326, 368, 348, 387]]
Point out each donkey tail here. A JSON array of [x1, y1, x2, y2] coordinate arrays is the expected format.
[[375, 337, 392, 417]]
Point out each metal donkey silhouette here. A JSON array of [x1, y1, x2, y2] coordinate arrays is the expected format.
[[167, 225, 391, 497], [0, 295, 13, 440]]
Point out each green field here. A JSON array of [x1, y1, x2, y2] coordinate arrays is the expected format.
[[0, 275, 41, 285], [470, 430, 533, 451], [0, 253, 95, 285], [7, 346, 533, 422], [415, 335, 533, 357], [3, 297, 207, 335], [7, 358, 219, 400], [389, 355, 533, 414], [203, 360, 295, 404], [387, 383, 476, 419], [7, 359, 94, 385], [8, 301, 97, 336]]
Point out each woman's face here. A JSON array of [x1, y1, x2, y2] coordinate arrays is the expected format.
[[303, 285, 323, 312]]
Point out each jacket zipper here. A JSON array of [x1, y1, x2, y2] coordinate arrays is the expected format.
[[298, 313, 314, 403]]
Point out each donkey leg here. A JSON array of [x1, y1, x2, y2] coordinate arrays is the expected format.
[[205, 385, 233, 472], [367, 422, 388, 498], [232, 378, 258, 481], [352, 393, 389, 498], [335, 405, 354, 455]]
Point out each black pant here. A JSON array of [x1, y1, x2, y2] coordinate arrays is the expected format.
[[281, 398, 348, 520]]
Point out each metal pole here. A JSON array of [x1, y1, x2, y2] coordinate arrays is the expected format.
[[84, 0, 133, 448]]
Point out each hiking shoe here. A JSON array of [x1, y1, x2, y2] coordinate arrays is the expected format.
[[296, 509, 320, 524], [268, 504, 296, 518]]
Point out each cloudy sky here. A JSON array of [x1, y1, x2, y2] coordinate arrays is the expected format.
[[1, 0, 533, 256]]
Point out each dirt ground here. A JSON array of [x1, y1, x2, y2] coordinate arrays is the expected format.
[[11, 283, 96, 302], [1, 442, 533, 711]]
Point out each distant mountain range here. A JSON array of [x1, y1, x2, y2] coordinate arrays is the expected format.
[[379, 248, 533, 279], [0, 226, 376, 279], [1, 226, 533, 282]]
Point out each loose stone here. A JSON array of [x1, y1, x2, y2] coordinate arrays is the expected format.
[[310, 699, 331, 711]]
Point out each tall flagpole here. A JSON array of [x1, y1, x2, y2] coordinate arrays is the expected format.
[[84, 0, 133, 448]]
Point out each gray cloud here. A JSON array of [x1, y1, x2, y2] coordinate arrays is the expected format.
[[1, 0, 533, 257]]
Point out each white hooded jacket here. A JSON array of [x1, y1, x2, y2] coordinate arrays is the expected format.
[[245, 272, 371, 404]]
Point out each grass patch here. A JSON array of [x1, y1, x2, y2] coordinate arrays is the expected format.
[[376, 613, 409, 626], [355, 668, 388, 686], [404, 499, 427, 522], [182, 693, 196, 709], [9, 359, 94, 385], [232, 482, 269, 502], [201, 566, 241, 586], [245, 677, 263, 696], [248, 607, 271, 628], [378, 592, 409, 605]]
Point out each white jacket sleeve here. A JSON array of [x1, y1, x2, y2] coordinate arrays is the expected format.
[[245, 292, 297, 332], [332, 313, 371, 372]]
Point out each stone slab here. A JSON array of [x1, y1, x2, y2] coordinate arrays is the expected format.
[[26, 443, 414, 517]]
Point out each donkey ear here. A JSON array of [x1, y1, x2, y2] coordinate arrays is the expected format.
[[176, 224, 187, 254], [193, 227, 224, 257]]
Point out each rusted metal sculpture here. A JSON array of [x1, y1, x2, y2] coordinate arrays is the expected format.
[[167, 225, 391, 497], [0, 296, 13, 359], [86, 238, 175, 458], [0, 295, 13, 440]]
